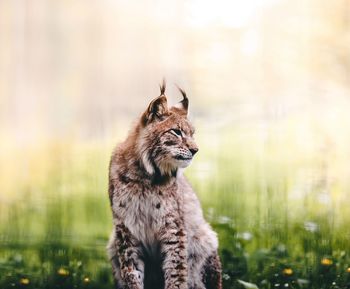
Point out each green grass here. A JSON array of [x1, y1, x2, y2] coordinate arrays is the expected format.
[[1, 122, 350, 288]]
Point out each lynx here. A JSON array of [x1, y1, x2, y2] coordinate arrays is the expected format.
[[107, 81, 222, 289]]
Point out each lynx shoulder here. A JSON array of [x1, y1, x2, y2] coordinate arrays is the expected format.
[[107, 81, 222, 289]]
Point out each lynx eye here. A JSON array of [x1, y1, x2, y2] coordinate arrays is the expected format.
[[170, 129, 182, 137]]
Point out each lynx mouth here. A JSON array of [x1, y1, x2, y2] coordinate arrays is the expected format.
[[174, 155, 192, 161]]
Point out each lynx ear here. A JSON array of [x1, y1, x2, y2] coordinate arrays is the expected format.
[[175, 85, 189, 116], [141, 80, 169, 125], [142, 95, 169, 125]]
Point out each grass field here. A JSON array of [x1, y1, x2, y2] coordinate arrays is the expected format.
[[1, 120, 350, 289]]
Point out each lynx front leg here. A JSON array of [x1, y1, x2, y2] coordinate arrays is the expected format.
[[115, 223, 144, 289], [202, 252, 222, 289], [160, 215, 188, 289]]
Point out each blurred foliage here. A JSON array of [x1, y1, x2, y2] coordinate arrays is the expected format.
[[211, 220, 350, 289], [1, 221, 350, 289]]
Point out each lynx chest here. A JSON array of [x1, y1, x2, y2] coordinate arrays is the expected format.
[[112, 183, 181, 245]]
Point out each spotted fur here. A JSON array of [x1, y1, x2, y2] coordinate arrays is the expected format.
[[107, 82, 222, 289]]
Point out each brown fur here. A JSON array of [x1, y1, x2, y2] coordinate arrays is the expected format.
[[107, 82, 222, 289]]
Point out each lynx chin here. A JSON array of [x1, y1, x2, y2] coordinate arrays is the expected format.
[[107, 81, 222, 289]]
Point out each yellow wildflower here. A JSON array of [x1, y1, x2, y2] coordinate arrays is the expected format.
[[57, 268, 70, 276], [19, 278, 30, 285], [347, 267, 350, 273], [283, 268, 293, 275], [321, 258, 333, 266], [83, 277, 90, 283]]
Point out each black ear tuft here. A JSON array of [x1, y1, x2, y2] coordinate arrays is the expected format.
[[177, 86, 188, 111], [159, 79, 166, 95], [175, 85, 189, 115]]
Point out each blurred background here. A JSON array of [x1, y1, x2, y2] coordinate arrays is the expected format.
[[1, 0, 350, 288]]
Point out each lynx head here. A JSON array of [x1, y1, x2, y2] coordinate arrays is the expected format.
[[137, 81, 198, 178]]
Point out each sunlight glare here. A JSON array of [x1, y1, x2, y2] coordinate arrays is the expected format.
[[186, 0, 281, 28], [240, 29, 259, 55]]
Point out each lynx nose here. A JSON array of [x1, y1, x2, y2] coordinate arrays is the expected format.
[[189, 147, 199, 156]]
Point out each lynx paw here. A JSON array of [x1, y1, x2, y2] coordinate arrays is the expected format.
[[124, 271, 143, 289]]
